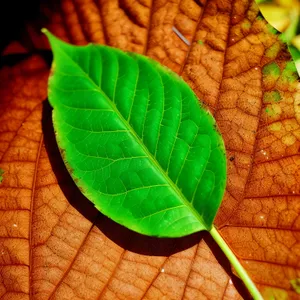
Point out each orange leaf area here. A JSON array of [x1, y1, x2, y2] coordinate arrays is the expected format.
[[1, 0, 300, 299]]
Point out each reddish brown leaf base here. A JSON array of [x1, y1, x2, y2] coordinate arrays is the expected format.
[[0, 0, 299, 299]]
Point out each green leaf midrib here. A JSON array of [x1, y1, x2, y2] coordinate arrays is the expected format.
[[53, 44, 209, 230]]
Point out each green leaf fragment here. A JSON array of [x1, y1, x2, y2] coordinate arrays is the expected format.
[[263, 62, 281, 77], [291, 278, 300, 294], [261, 287, 289, 300], [0, 168, 4, 184], [263, 90, 282, 103], [242, 21, 251, 30], [266, 23, 278, 35], [43, 30, 226, 238], [288, 44, 300, 76], [265, 43, 281, 59], [281, 60, 299, 83]]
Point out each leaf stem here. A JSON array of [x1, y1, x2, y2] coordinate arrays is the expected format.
[[209, 226, 263, 300]]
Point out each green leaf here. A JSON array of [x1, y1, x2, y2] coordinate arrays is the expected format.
[[43, 29, 226, 238], [288, 44, 300, 75]]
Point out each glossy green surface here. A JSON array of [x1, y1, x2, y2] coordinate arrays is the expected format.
[[44, 30, 226, 238]]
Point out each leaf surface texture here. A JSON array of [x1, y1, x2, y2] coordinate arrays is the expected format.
[[0, 0, 299, 299]]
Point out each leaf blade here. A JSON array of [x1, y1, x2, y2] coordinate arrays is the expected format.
[[44, 30, 227, 237]]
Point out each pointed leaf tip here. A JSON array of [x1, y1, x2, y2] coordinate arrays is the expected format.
[[42, 28, 70, 52], [41, 28, 48, 34], [41, 28, 54, 42]]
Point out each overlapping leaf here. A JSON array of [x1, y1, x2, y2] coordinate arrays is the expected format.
[[45, 31, 226, 238], [0, 0, 299, 299]]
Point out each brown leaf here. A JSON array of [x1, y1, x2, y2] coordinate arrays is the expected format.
[[1, 0, 300, 299]]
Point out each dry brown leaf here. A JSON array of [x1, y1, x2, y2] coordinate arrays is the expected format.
[[0, 0, 300, 299]]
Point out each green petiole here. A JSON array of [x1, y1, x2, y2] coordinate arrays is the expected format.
[[210, 226, 263, 300]]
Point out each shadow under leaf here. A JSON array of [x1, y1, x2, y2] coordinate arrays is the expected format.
[[203, 232, 252, 300]]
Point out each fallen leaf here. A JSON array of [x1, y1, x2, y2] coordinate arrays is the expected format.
[[0, 0, 299, 299]]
